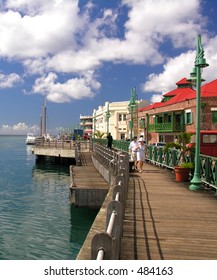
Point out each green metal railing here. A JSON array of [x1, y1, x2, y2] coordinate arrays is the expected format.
[[200, 154, 217, 191], [146, 146, 217, 193], [93, 138, 129, 152], [148, 122, 185, 132], [93, 139, 217, 193]]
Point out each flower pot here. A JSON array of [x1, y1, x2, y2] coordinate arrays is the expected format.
[[174, 166, 191, 182]]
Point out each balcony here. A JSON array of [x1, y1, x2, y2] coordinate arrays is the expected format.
[[80, 122, 93, 126], [148, 122, 184, 132]]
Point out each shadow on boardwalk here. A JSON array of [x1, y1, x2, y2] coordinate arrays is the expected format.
[[120, 162, 217, 260]]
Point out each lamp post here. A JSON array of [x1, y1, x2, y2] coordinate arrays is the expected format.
[[128, 88, 136, 141], [189, 35, 209, 191], [105, 102, 111, 134]]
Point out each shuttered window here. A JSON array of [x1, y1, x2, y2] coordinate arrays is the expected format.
[[185, 111, 193, 124], [212, 111, 217, 123]]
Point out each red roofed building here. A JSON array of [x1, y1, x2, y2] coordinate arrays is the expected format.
[[138, 78, 217, 144]]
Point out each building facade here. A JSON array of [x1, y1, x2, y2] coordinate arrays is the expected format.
[[138, 78, 217, 144], [93, 100, 150, 140], [93, 101, 129, 140], [80, 115, 93, 137]]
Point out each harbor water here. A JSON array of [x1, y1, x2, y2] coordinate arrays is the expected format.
[[0, 135, 98, 260]]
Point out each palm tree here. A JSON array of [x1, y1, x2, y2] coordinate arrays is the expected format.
[[164, 132, 193, 165], [94, 130, 105, 139]]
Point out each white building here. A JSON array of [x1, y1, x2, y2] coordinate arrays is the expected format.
[[93, 100, 150, 140], [93, 101, 128, 140]]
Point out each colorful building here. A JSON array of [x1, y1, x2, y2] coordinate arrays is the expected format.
[[138, 78, 217, 144], [80, 115, 93, 138]]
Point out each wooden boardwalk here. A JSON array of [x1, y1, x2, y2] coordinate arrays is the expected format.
[[70, 152, 109, 208], [120, 162, 217, 260], [71, 152, 109, 189]]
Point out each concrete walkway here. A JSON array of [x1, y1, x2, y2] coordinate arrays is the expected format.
[[120, 162, 217, 260]]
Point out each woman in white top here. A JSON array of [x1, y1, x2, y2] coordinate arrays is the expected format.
[[129, 136, 139, 170], [137, 138, 145, 172]]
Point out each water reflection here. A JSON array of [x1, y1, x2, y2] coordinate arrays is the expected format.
[[69, 205, 99, 258], [0, 136, 98, 260]]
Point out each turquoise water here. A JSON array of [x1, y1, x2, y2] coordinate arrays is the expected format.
[[0, 135, 98, 260]]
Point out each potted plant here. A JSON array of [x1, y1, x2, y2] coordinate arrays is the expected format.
[[164, 132, 194, 182]]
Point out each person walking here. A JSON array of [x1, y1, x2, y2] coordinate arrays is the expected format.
[[107, 133, 113, 148], [137, 137, 145, 172], [129, 136, 139, 170]]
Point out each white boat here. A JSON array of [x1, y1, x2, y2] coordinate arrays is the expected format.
[[25, 133, 36, 145]]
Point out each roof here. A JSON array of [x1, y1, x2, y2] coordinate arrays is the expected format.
[[139, 102, 162, 111], [201, 79, 217, 97], [140, 78, 217, 112], [176, 77, 191, 86]]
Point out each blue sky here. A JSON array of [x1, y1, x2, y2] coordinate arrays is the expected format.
[[0, 0, 217, 135]]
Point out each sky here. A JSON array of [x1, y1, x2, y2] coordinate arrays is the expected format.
[[0, 0, 217, 135]]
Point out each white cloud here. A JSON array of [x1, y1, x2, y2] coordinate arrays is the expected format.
[[0, 73, 23, 88], [1, 0, 206, 64], [0, 0, 82, 58], [32, 71, 101, 103], [142, 35, 217, 101], [122, 0, 205, 49], [143, 51, 195, 93], [0, 122, 39, 134], [151, 94, 164, 104], [13, 122, 28, 130], [0, 0, 212, 103]]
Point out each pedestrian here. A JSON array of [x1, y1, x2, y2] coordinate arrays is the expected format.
[[107, 133, 113, 148], [129, 136, 139, 170], [137, 137, 145, 172], [83, 134, 88, 148]]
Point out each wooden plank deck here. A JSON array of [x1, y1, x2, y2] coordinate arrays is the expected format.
[[71, 152, 109, 189], [69, 152, 109, 208], [120, 162, 217, 260]]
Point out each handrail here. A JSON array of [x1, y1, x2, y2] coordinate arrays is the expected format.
[[93, 143, 129, 181], [91, 178, 125, 260], [93, 139, 217, 193]]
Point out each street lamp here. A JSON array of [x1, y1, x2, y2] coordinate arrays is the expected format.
[[188, 35, 209, 191], [128, 88, 136, 141], [105, 102, 111, 134]]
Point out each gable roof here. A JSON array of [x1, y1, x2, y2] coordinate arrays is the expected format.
[[201, 79, 217, 97], [139, 78, 217, 112], [163, 78, 191, 97]]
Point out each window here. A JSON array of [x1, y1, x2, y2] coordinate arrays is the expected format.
[[212, 111, 217, 123], [118, 114, 127, 121], [203, 134, 217, 143], [185, 110, 193, 124], [159, 135, 164, 142], [167, 115, 172, 122], [120, 133, 125, 139]]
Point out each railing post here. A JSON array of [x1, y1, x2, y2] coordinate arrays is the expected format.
[[91, 233, 113, 260], [106, 200, 122, 259]]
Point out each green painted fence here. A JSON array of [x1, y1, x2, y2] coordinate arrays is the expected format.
[[93, 138, 217, 193]]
